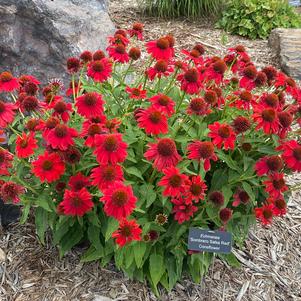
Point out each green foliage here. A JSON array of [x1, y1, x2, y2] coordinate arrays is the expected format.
[[142, 0, 224, 18], [217, 0, 301, 39]]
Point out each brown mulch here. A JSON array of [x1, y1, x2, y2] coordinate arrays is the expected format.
[[1, 1, 301, 300]]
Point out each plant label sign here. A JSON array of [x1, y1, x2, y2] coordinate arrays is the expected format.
[[188, 228, 232, 254]]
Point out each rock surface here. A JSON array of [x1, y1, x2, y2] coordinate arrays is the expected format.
[[269, 28, 301, 80], [0, 0, 114, 83]]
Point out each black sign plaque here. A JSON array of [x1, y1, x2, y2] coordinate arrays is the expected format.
[[188, 228, 232, 254]]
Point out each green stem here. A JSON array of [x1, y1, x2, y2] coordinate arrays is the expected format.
[[164, 68, 179, 94], [148, 168, 157, 184], [175, 91, 186, 114], [71, 74, 76, 102], [122, 60, 133, 83], [8, 124, 21, 137], [14, 176, 39, 195]]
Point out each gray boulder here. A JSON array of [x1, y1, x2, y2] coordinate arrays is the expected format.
[[269, 28, 301, 80], [0, 0, 115, 83]]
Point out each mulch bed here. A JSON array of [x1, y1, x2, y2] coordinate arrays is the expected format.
[[1, 1, 300, 300]]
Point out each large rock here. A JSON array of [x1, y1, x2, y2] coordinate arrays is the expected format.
[[269, 28, 301, 80], [0, 0, 115, 83]]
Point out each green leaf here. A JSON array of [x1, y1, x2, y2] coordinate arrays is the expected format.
[[139, 183, 157, 208], [35, 207, 48, 245], [149, 254, 165, 286], [81, 245, 104, 262], [219, 253, 240, 268], [53, 217, 70, 245], [59, 224, 83, 257], [88, 225, 102, 250], [125, 166, 144, 180], [242, 182, 255, 202], [217, 151, 240, 171], [134, 241, 147, 268], [105, 218, 119, 242], [20, 204, 30, 224]]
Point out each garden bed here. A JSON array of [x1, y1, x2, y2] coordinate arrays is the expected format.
[[1, 1, 301, 300]]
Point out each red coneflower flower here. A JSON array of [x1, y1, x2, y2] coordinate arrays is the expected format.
[[148, 94, 175, 117], [184, 175, 207, 203], [187, 140, 218, 171], [75, 92, 104, 119], [252, 104, 279, 134], [0, 181, 24, 204], [269, 197, 287, 216], [55, 182, 66, 193], [94, 133, 128, 165], [19, 75, 40, 86], [144, 138, 181, 171], [37, 116, 60, 139], [66, 57, 80, 73], [128, 47, 141, 60], [125, 84, 147, 100], [262, 66, 278, 82], [277, 140, 301, 172], [81, 121, 104, 147], [20, 95, 42, 113], [61, 188, 93, 216], [91, 164, 124, 191], [0, 100, 17, 127], [80, 50, 93, 63], [177, 68, 202, 95], [136, 106, 168, 135], [277, 111, 293, 139], [263, 172, 288, 199], [87, 58, 112, 83], [100, 181, 137, 220], [16, 132, 38, 158], [231, 90, 255, 110], [93, 50, 106, 61], [171, 197, 198, 224], [147, 60, 174, 81], [128, 22, 144, 40], [208, 191, 225, 207], [32, 151, 65, 183], [255, 155, 283, 176], [240, 65, 257, 90], [158, 166, 188, 197], [255, 204, 274, 226], [219, 208, 233, 224], [259, 93, 279, 109], [107, 44, 129, 63], [146, 37, 174, 61], [181, 47, 204, 65], [108, 33, 129, 46], [0, 148, 13, 176], [0, 71, 20, 92], [112, 219, 142, 247], [208, 122, 236, 150], [50, 100, 73, 123], [233, 189, 250, 207], [205, 59, 227, 84], [46, 124, 78, 151], [254, 71, 267, 87], [61, 147, 81, 164], [232, 116, 251, 134], [23, 81, 39, 95], [187, 97, 211, 116], [68, 172, 90, 191]]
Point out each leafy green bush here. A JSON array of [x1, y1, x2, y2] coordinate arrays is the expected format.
[[217, 0, 301, 39], [142, 0, 223, 18]]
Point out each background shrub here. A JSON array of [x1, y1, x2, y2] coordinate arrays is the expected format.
[[142, 0, 223, 18], [217, 0, 301, 39]]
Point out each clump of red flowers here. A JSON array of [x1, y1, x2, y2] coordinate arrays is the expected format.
[[0, 24, 299, 292]]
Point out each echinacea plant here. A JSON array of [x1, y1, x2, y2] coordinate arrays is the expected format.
[[0, 22, 301, 294]]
